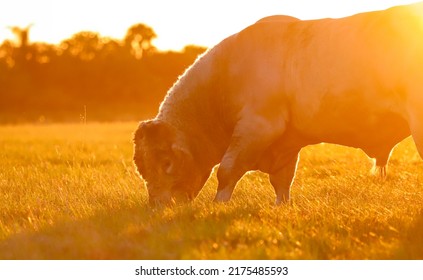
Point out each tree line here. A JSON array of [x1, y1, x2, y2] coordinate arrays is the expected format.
[[0, 24, 206, 123]]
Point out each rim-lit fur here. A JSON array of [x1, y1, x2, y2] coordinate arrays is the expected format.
[[134, 3, 423, 205]]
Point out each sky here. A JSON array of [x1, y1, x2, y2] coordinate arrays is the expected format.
[[0, 0, 420, 51]]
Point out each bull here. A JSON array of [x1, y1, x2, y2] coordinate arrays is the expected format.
[[133, 3, 423, 205]]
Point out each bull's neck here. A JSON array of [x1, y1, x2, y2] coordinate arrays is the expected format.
[[157, 61, 232, 172]]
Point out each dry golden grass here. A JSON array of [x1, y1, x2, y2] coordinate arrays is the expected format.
[[0, 122, 422, 259]]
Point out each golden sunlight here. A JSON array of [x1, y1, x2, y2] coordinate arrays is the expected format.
[[0, 0, 419, 50], [3, 0, 423, 265]]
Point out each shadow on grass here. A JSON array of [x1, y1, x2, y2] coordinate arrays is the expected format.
[[0, 201, 244, 260], [393, 208, 423, 259], [1, 199, 422, 260]]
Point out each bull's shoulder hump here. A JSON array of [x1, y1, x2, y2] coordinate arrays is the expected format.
[[256, 15, 300, 24], [235, 15, 302, 43]]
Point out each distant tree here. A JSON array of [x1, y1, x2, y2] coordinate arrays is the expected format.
[[0, 40, 16, 68], [7, 24, 33, 62], [124, 23, 157, 59], [31, 42, 58, 64], [8, 24, 32, 48], [97, 37, 125, 61], [0, 21, 207, 123], [60, 32, 102, 60], [182, 45, 207, 57]]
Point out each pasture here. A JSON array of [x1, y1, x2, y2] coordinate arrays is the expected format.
[[0, 122, 422, 259]]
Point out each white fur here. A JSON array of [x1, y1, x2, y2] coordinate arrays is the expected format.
[[144, 3, 423, 203]]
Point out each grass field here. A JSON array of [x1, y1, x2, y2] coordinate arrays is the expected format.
[[0, 122, 422, 259]]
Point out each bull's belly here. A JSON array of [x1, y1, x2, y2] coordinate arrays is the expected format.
[[304, 111, 410, 150], [258, 111, 410, 173], [317, 121, 409, 167]]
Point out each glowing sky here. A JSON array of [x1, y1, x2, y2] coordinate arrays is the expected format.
[[0, 0, 419, 51]]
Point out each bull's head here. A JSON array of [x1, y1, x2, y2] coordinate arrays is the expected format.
[[133, 120, 206, 205]]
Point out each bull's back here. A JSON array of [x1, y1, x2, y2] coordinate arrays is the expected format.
[[284, 10, 414, 144], [256, 15, 299, 23], [225, 4, 418, 154]]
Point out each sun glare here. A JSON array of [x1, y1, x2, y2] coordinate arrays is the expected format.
[[0, 0, 420, 50]]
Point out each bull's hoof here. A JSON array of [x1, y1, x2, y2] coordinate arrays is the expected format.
[[275, 194, 290, 205], [275, 197, 289, 206]]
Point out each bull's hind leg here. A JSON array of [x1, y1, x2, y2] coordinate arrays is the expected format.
[[407, 101, 423, 159], [269, 153, 300, 205], [408, 104, 423, 160], [214, 116, 286, 202], [410, 122, 423, 161]]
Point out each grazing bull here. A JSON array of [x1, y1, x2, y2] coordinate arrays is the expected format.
[[134, 3, 423, 205]]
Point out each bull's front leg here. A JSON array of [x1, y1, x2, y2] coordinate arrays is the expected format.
[[214, 156, 245, 203], [214, 115, 286, 203], [269, 153, 300, 205]]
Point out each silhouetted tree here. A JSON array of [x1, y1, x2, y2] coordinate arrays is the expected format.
[[28, 42, 58, 64], [183, 45, 207, 57], [61, 32, 103, 60], [8, 25, 33, 62], [0, 40, 15, 68], [124, 23, 157, 59], [8, 25, 32, 48], [0, 22, 205, 123]]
